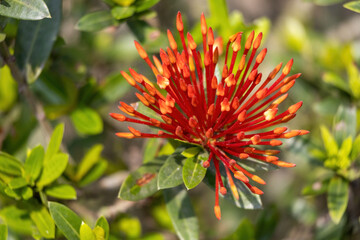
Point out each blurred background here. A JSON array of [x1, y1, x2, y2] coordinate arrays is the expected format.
[[1, 0, 360, 239]]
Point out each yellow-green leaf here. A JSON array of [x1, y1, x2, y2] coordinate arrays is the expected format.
[[327, 177, 349, 223], [80, 222, 96, 240]]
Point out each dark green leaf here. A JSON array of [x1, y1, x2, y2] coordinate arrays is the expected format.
[[0, 152, 23, 176], [158, 152, 185, 189], [0, 206, 33, 235], [80, 222, 96, 240], [163, 186, 199, 240], [224, 218, 255, 240], [75, 144, 103, 181], [0, 0, 50, 20], [78, 159, 108, 187], [135, 0, 160, 12], [182, 153, 207, 190], [70, 107, 103, 135], [237, 158, 279, 172], [0, 224, 7, 240], [76, 11, 117, 32], [327, 177, 349, 223], [95, 216, 109, 240], [37, 153, 69, 188], [30, 206, 55, 239], [44, 123, 64, 162], [344, 1, 360, 13], [45, 184, 77, 200], [111, 6, 135, 20], [14, 0, 61, 82], [143, 138, 161, 163], [255, 205, 279, 240], [49, 202, 82, 240], [119, 156, 165, 201], [24, 145, 45, 183]]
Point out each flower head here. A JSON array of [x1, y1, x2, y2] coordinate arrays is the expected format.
[[111, 12, 309, 220]]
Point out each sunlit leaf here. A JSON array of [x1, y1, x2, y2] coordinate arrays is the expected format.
[[0, 224, 7, 240], [75, 144, 103, 181], [0, 65, 17, 112], [80, 222, 96, 240], [44, 123, 64, 162], [78, 159, 108, 187], [111, 6, 135, 20], [24, 145, 44, 183], [0, 206, 33, 235], [344, 1, 360, 14], [181, 147, 201, 158], [320, 125, 338, 156], [70, 107, 103, 135], [95, 216, 109, 240], [30, 206, 55, 239], [37, 153, 69, 188], [45, 184, 77, 200], [0, 0, 50, 20]]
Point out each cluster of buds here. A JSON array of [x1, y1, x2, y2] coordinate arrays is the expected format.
[[111, 12, 308, 220]]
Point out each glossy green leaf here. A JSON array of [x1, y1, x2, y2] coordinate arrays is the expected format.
[[44, 123, 64, 162], [49, 202, 82, 240], [95, 216, 109, 240], [0, 224, 7, 240], [80, 222, 96, 240], [0, 206, 33, 235], [111, 6, 135, 20], [0, 152, 23, 176], [0, 0, 50, 20], [24, 145, 44, 183], [163, 186, 199, 240], [344, 1, 360, 13], [14, 0, 61, 82], [78, 159, 108, 186], [182, 154, 207, 190], [75, 144, 103, 181], [158, 152, 185, 189], [76, 11, 117, 32], [135, 0, 160, 12], [327, 177, 349, 223], [37, 153, 69, 188], [119, 156, 165, 201], [8, 177, 28, 189], [30, 206, 55, 239], [181, 147, 201, 158], [224, 218, 255, 240], [320, 125, 338, 156], [45, 184, 77, 199], [70, 107, 103, 135], [0, 65, 17, 112]]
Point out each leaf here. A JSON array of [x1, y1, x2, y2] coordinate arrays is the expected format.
[[307, 0, 344, 6], [75, 144, 103, 181], [76, 11, 117, 32], [78, 159, 108, 187], [45, 184, 77, 200], [30, 206, 55, 239], [37, 153, 69, 188], [70, 107, 103, 135], [8, 177, 28, 189], [0, 0, 50, 20], [181, 147, 201, 158], [351, 134, 360, 161], [344, 1, 360, 13], [0, 224, 7, 240], [14, 0, 61, 82], [320, 125, 338, 156], [143, 138, 161, 163], [182, 154, 207, 190], [111, 6, 135, 20], [333, 105, 357, 143], [327, 177, 349, 224], [0, 152, 23, 177], [158, 152, 185, 189], [93, 226, 105, 240], [163, 186, 199, 240], [135, 0, 160, 12], [208, 0, 231, 37], [49, 202, 82, 240], [322, 72, 349, 93], [224, 219, 255, 240], [255, 205, 279, 240], [348, 62, 360, 98], [24, 145, 45, 183], [44, 123, 64, 162], [119, 156, 165, 201], [80, 222, 96, 240], [0, 65, 17, 112], [0, 206, 33, 235], [95, 216, 109, 240]]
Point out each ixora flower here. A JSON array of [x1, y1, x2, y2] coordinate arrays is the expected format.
[[110, 12, 308, 220]]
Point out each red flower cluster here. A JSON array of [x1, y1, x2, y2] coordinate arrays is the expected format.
[[111, 12, 308, 220]]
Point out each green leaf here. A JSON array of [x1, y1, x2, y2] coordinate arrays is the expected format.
[[45, 184, 77, 200], [224, 218, 255, 240], [0, 0, 50, 20], [8, 177, 28, 189], [255, 205, 279, 240], [337, 136, 352, 169], [351, 134, 360, 161], [323, 72, 349, 93], [143, 138, 161, 163], [135, 0, 160, 12], [163, 186, 199, 240], [37, 153, 69, 188], [80, 222, 96, 240], [24, 145, 45, 183], [327, 177, 349, 223], [93, 226, 105, 240], [157, 152, 185, 189], [76, 11, 117, 32], [0, 65, 17, 112], [113, 0, 135, 6], [78, 159, 108, 187], [95, 216, 109, 240], [320, 125, 338, 156], [30, 206, 55, 239], [0, 224, 7, 240], [21, 186, 33, 199], [182, 154, 207, 190], [118, 217, 141, 238], [75, 144, 103, 181], [119, 156, 165, 201], [348, 62, 360, 98], [44, 123, 64, 162], [181, 147, 201, 158], [307, 0, 344, 6], [208, 0, 230, 37], [0, 152, 23, 177], [333, 105, 357, 143], [49, 202, 82, 240], [0, 206, 33, 235], [0, 33, 5, 42], [14, 0, 62, 82], [70, 107, 103, 135], [344, 1, 360, 13], [111, 6, 135, 20]]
